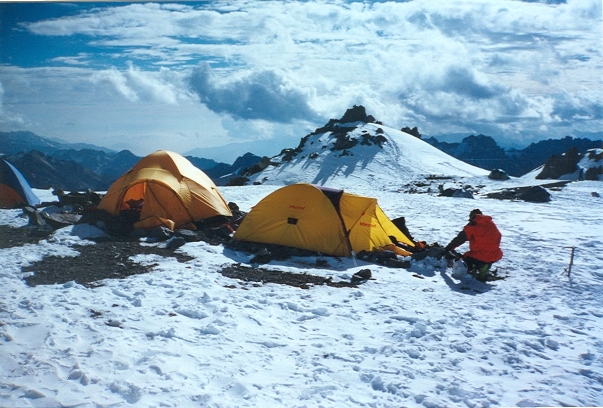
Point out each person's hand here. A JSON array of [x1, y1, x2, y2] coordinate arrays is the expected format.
[[437, 249, 453, 260]]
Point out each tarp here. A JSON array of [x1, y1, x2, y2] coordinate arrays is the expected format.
[[233, 183, 414, 257], [97, 150, 232, 230]]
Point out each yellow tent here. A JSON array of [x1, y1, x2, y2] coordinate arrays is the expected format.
[[97, 150, 232, 230], [233, 183, 414, 257]]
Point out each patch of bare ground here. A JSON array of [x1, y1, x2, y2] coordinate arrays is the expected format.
[[0, 225, 53, 249], [22, 238, 194, 288], [7, 225, 358, 289], [219, 263, 357, 290]]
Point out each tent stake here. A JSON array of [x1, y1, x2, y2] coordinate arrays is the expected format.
[[563, 246, 575, 277]]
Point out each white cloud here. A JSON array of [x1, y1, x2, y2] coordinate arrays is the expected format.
[[87, 64, 190, 104], [0, 81, 27, 127], [91, 67, 139, 102], [189, 63, 319, 122], [2, 0, 601, 156], [124, 64, 182, 104], [50, 54, 91, 66]]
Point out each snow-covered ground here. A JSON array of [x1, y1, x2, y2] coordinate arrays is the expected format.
[[1, 179, 603, 408]]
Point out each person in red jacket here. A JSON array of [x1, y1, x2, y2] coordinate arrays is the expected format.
[[444, 209, 503, 280]]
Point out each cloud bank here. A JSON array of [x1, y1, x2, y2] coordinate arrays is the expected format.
[[189, 63, 318, 123]]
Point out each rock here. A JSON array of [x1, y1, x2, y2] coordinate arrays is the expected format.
[[488, 168, 510, 180], [149, 226, 174, 241], [519, 185, 551, 203], [351, 269, 372, 282], [250, 248, 271, 264], [536, 147, 581, 179], [452, 189, 474, 199], [175, 229, 201, 242], [401, 126, 421, 139], [166, 236, 186, 250], [339, 105, 375, 124]]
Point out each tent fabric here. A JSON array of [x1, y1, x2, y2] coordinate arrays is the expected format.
[[97, 150, 232, 230], [0, 160, 40, 209], [233, 183, 414, 257]]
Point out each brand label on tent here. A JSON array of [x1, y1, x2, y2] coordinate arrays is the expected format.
[[360, 221, 376, 228], [289, 205, 306, 210]]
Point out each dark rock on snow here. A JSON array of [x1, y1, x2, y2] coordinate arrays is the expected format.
[[518, 186, 551, 203]]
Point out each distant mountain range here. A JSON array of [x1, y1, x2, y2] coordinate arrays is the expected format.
[[424, 134, 602, 177], [232, 106, 602, 186], [0, 131, 260, 190], [1, 110, 601, 191]]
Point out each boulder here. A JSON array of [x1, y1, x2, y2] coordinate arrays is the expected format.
[[452, 189, 474, 199], [519, 186, 551, 202], [488, 169, 510, 180], [166, 236, 186, 250]]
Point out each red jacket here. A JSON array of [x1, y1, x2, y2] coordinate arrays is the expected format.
[[463, 214, 503, 263]]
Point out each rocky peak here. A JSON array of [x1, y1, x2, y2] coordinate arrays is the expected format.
[[310, 105, 379, 136], [401, 126, 421, 139], [338, 105, 376, 124]]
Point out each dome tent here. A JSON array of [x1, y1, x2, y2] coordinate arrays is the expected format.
[[0, 159, 40, 209], [97, 150, 231, 230], [233, 183, 414, 257]]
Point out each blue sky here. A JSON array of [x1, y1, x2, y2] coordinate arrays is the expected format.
[[0, 0, 601, 162]]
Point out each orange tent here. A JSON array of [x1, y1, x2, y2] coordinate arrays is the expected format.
[[97, 150, 231, 230]]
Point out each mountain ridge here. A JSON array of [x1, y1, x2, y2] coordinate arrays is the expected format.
[[2, 109, 602, 190], [425, 134, 603, 177], [0, 131, 258, 190]]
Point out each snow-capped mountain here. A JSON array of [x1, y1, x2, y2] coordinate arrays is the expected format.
[[240, 108, 489, 189]]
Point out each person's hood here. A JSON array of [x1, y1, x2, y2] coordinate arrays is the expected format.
[[473, 214, 493, 225]]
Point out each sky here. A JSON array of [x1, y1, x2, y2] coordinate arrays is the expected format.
[[0, 0, 602, 162]]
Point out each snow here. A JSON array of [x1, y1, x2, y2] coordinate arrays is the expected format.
[[2, 163, 603, 407], [246, 124, 490, 187]]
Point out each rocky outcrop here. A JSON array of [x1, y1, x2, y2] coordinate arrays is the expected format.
[[401, 126, 421, 139], [536, 147, 581, 180]]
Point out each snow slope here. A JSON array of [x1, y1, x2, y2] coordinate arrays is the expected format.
[[245, 123, 489, 187], [2, 177, 603, 408]]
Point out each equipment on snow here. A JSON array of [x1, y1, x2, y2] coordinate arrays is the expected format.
[[451, 259, 469, 279]]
